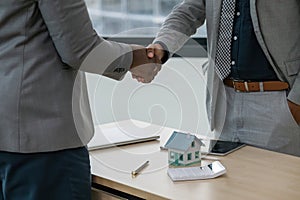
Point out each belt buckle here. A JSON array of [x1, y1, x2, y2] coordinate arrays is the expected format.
[[232, 79, 265, 92]]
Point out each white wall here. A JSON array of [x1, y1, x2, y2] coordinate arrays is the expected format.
[[86, 57, 210, 135]]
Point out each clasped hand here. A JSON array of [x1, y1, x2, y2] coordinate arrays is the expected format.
[[129, 44, 165, 83]]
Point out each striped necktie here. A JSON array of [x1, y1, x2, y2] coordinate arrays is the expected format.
[[215, 0, 236, 80]]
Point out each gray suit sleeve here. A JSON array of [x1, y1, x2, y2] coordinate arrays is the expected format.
[[153, 0, 206, 55], [36, 0, 132, 80]]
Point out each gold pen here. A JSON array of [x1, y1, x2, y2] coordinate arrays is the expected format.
[[131, 160, 149, 177]]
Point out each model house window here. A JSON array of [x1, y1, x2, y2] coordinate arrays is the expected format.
[[179, 154, 183, 161], [191, 141, 195, 147], [195, 151, 199, 159], [170, 151, 175, 159], [187, 153, 192, 161], [85, 0, 207, 37]]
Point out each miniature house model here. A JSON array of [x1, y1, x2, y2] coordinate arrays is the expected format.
[[165, 131, 204, 167]]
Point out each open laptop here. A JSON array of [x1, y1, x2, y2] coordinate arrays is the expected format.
[[88, 124, 160, 151]]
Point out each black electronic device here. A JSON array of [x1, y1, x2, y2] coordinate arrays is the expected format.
[[209, 140, 245, 156]]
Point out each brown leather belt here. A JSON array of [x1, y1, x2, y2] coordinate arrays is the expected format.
[[224, 78, 289, 92]]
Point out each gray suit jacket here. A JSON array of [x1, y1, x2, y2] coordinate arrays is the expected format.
[[0, 0, 133, 152], [154, 0, 300, 133]]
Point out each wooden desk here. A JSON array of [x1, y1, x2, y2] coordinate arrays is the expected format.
[[90, 120, 300, 200]]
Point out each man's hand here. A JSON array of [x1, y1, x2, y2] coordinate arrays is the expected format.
[[130, 45, 162, 83], [146, 43, 165, 61], [288, 100, 300, 125]]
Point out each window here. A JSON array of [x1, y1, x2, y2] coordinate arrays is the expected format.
[[128, 0, 153, 15], [179, 154, 183, 161], [195, 151, 199, 159], [191, 141, 195, 147], [85, 0, 207, 37], [102, 0, 122, 12], [170, 151, 175, 160], [187, 153, 192, 161]]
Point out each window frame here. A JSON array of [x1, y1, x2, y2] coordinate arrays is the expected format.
[[187, 153, 192, 161], [170, 151, 175, 160], [179, 154, 183, 161], [195, 151, 200, 159]]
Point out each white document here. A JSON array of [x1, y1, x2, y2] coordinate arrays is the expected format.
[[88, 125, 160, 151], [167, 161, 226, 181]]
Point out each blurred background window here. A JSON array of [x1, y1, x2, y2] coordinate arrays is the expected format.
[[85, 0, 207, 37]]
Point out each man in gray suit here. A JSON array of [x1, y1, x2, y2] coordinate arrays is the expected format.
[[0, 0, 160, 199], [147, 0, 300, 156]]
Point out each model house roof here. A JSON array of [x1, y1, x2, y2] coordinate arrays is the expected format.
[[164, 131, 204, 151]]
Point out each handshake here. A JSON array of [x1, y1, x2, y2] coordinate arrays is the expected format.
[[129, 44, 165, 83]]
